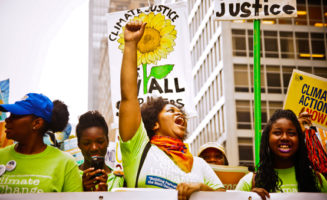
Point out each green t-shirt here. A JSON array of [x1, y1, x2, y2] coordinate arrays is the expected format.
[[120, 121, 224, 189], [235, 167, 327, 192], [78, 167, 124, 191], [0, 144, 83, 193]]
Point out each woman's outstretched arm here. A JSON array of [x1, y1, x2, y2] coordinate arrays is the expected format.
[[119, 21, 146, 142]]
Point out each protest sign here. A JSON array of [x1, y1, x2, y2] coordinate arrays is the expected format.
[[284, 70, 327, 130], [213, 0, 298, 167], [63, 137, 83, 165], [214, 0, 297, 20], [107, 1, 195, 124], [190, 191, 327, 200], [0, 79, 9, 122], [106, 134, 123, 170], [0, 79, 13, 148]]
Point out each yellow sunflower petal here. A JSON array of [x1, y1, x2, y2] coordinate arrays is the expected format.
[[146, 12, 155, 26], [117, 12, 176, 65], [160, 25, 175, 36], [152, 13, 165, 27]]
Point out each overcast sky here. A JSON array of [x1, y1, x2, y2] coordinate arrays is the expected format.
[[0, 0, 88, 126]]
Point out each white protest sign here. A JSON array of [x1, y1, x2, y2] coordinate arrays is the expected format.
[[190, 191, 327, 200], [1, 191, 326, 200], [214, 0, 297, 20], [107, 2, 196, 124], [0, 190, 176, 200]]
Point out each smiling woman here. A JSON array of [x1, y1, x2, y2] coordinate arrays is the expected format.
[[236, 109, 327, 200]]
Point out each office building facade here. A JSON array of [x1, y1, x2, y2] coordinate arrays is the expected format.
[[186, 0, 327, 166]]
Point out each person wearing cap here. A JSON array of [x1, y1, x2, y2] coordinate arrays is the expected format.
[[198, 142, 229, 166], [0, 93, 83, 193]]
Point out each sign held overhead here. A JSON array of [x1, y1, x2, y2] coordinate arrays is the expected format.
[[214, 0, 297, 20]]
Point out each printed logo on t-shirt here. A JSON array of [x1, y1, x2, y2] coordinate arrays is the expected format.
[[281, 184, 298, 193], [146, 175, 177, 189], [0, 175, 52, 193]]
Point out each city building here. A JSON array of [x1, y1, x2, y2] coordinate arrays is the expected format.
[[186, 0, 327, 166], [89, 0, 327, 166]]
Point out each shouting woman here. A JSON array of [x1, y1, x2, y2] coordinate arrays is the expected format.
[[119, 21, 225, 200]]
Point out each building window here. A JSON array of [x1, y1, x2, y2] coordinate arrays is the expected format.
[[279, 31, 295, 59], [296, 32, 310, 60], [238, 138, 254, 166], [311, 33, 325, 60], [239, 145, 253, 161], [236, 100, 252, 129], [264, 31, 278, 58], [234, 64, 249, 92], [308, 3, 323, 26], [266, 65, 282, 93], [232, 29, 247, 56], [295, 3, 307, 25]]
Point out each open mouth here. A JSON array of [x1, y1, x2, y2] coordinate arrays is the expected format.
[[175, 116, 185, 127], [278, 143, 291, 153]]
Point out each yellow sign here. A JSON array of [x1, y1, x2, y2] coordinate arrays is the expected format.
[[284, 70, 327, 130]]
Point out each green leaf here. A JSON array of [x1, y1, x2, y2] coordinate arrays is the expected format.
[[149, 64, 174, 79]]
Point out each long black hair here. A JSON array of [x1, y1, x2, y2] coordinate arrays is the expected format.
[[255, 109, 320, 192]]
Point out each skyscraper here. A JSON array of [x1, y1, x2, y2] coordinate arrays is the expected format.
[[186, 0, 327, 166]]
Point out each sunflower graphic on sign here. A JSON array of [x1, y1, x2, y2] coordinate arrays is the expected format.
[[117, 12, 177, 94]]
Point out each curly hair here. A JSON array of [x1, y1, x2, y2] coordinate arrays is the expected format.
[[76, 110, 109, 142], [140, 97, 185, 139], [39, 100, 69, 148], [255, 109, 319, 192]]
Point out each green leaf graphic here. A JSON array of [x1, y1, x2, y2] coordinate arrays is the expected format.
[[149, 64, 174, 79]]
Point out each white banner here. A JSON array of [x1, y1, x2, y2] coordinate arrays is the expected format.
[[0, 190, 176, 200], [190, 191, 327, 200], [214, 0, 297, 20], [107, 2, 196, 125], [1, 191, 326, 200]]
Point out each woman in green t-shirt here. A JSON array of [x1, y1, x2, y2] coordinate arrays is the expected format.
[[236, 109, 327, 199], [119, 21, 225, 200], [76, 111, 124, 191], [0, 93, 83, 193]]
